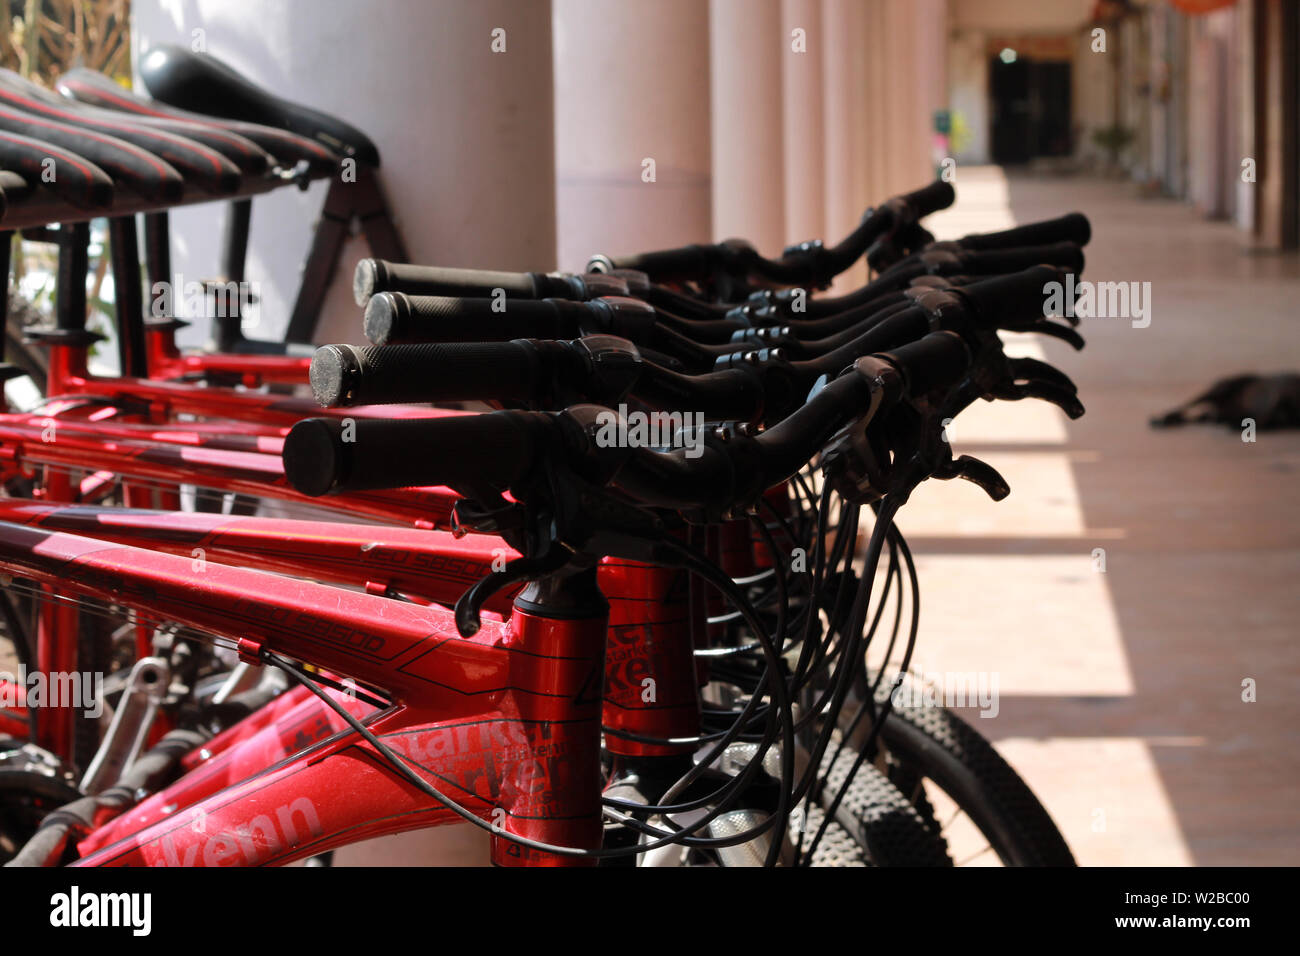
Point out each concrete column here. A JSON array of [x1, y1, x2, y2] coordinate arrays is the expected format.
[[134, 0, 556, 347], [864, 0, 888, 207], [1233, 0, 1255, 231], [822, 0, 948, 288], [709, 0, 784, 252], [909, 0, 949, 187], [821, 0, 870, 289], [878, 0, 942, 200], [553, 0, 712, 271], [780, 0, 825, 247], [1256, 0, 1298, 249]]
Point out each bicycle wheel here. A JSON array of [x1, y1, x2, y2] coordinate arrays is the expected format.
[[871, 694, 1076, 867], [631, 745, 952, 867], [804, 751, 952, 867]]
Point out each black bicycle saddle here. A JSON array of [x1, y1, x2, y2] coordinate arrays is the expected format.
[[139, 44, 380, 167], [0, 129, 115, 209], [57, 68, 338, 177]]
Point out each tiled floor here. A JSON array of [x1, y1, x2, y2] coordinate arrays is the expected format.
[[901, 166, 1300, 865]]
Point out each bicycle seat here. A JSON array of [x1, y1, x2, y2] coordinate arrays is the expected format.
[[0, 129, 114, 209], [139, 44, 380, 168], [0, 67, 240, 196], [0, 103, 183, 205], [32, 70, 272, 176], [57, 68, 339, 178]]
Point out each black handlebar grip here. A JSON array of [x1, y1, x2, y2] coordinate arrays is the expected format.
[[364, 292, 577, 345], [283, 412, 551, 496], [310, 341, 542, 407], [353, 259, 541, 306], [878, 331, 971, 396], [959, 213, 1091, 251], [958, 242, 1084, 276], [589, 244, 714, 282], [953, 265, 1066, 326], [898, 180, 956, 220]]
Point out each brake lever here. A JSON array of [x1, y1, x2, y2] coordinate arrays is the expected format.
[[1050, 307, 1082, 328], [453, 449, 673, 637], [1004, 317, 1086, 350], [454, 545, 571, 637], [988, 379, 1086, 419], [932, 453, 1011, 501], [1007, 356, 1079, 394]]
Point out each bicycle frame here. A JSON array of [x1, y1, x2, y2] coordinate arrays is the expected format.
[[1, 357, 465, 755], [0, 495, 704, 731], [0, 318, 762, 852], [0, 519, 614, 866], [39, 340, 437, 428], [144, 323, 312, 388], [0, 417, 458, 525]]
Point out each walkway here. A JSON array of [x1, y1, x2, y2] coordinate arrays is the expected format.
[[899, 166, 1300, 865]]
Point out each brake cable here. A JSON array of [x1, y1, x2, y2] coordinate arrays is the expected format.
[[266, 650, 792, 859], [788, 493, 900, 841], [798, 495, 927, 865]]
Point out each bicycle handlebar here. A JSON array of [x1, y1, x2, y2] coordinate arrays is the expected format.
[[353, 260, 645, 307], [363, 292, 660, 346], [354, 260, 549, 303], [365, 293, 578, 345], [310, 339, 586, 407], [587, 179, 955, 286], [283, 331, 972, 509], [940, 241, 1084, 277], [895, 179, 960, 221], [283, 410, 554, 498], [316, 265, 1069, 422], [954, 212, 1091, 251], [950, 264, 1064, 326]]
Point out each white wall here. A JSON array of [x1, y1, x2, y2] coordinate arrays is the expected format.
[[133, 0, 557, 348]]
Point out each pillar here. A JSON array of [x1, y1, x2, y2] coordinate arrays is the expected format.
[[553, 0, 712, 271]]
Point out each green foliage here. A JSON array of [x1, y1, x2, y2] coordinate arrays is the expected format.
[[948, 111, 973, 156], [1, 0, 131, 85]]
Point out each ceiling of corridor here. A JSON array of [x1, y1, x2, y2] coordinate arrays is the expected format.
[[949, 0, 1101, 35]]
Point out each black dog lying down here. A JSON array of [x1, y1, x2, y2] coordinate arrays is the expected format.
[[1151, 374, 1300, 430]]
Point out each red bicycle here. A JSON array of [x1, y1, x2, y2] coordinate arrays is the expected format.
[[0, 335, 942, 865], [1, 281, 1085, 865], [1, 53, 1087, 862]]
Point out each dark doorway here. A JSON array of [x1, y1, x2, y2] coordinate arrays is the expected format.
[[990, 55, 1031, 163], [1033, 61, 1073, 157], [989, 54, 1073, 163]]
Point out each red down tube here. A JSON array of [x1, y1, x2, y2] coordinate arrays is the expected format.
[[0, 522, 607, 866]]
